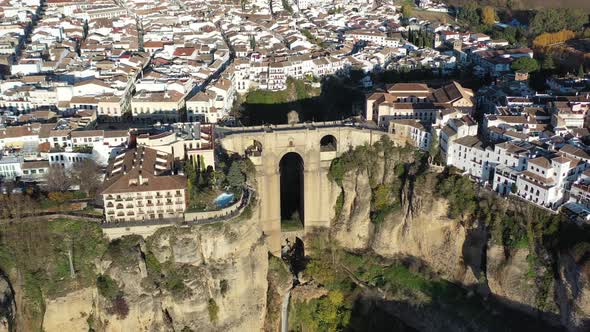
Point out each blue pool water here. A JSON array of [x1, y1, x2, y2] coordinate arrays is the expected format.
[[214, 192, 234, 208]]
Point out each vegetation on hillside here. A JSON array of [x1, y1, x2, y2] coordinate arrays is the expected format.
[[245, 78, 320, 105], [0, 218, 108, 327], [528, 8, 588, 35], [315, 140, 590, 329], [329, 137, 424, 224], [289, 289, 351, 332]]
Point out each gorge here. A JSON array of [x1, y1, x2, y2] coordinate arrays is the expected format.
[[0, 137, 589, 332]]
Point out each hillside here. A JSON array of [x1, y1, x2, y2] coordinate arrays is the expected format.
[[444, 0, 590, 10]]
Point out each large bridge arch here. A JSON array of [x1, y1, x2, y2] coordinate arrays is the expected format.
[[220, 124, 385, 254], [279, 151, 305, 225]]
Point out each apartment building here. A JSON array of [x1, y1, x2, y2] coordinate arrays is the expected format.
[[550, 101, 588, 129], [439, 115, 478, 161], [130, 90, 185, 122], [345, 29, 401, 48], [388, 119, 432, 151], [366, 81, 475, 127], [0, 155, 23, 179], [446, 135, 489, 179], [21, 160, 49, 182], [135, 123, 215, 169], [514, 156, 572, 209], [101, 147, 187, 223], [446, 131, 589, 209]]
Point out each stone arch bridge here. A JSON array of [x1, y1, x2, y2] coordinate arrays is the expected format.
[[219, 122, 387, 254]]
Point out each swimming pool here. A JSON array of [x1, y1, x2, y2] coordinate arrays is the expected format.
[[214, 192, 235, 208]]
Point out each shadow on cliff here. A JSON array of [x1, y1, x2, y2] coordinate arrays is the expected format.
[[345, 291, 566, 332], [340, 254, 566, 332]]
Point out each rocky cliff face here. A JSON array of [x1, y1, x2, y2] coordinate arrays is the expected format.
[[39, 217, 268, 332], [0, 273, 15, 332], [329, 147, 590, 332], [332, 152, 483, 287], [556, 249, 590, 331]]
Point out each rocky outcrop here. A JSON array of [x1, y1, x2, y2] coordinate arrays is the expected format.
[[43, 288, 94, 332], [556, 250, 590, 331], [329, 149, 590, 331], [332, 162, 483, 286], [264, 256, 292, 332], [332, 168, 374, 250], [485, 245, 539, 314], [41, 217, 268, 332], [372, 197, 480, 286], [0, 273, 15, 332]]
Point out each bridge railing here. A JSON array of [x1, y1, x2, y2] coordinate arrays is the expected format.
[[218, 121, 388, 136]]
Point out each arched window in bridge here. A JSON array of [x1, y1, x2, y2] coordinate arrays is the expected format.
[[320, 135, 337, 152]]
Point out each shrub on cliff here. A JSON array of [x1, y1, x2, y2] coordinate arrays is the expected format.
[[208, 298, 219, 323], [435, 174, 477, 220], [289, 290, 351, 332], [96, 274, 120, 300]]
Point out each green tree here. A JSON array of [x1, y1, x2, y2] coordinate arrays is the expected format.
[[291, 290, 351, 331], [458, 3, 480, 27], [578, 64, 585, 78], [401, 3, 413, 18], [542, 55, 555, 70], [511, 57, 539, 73], [429, 132, 440, 161], [199, 154, 206, 172], [529, 9, 588, 35], [96, 274, 120, 300], [227, 161, 245, 188]]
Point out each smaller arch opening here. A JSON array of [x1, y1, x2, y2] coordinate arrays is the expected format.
[[320, 135, 337, 152]]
